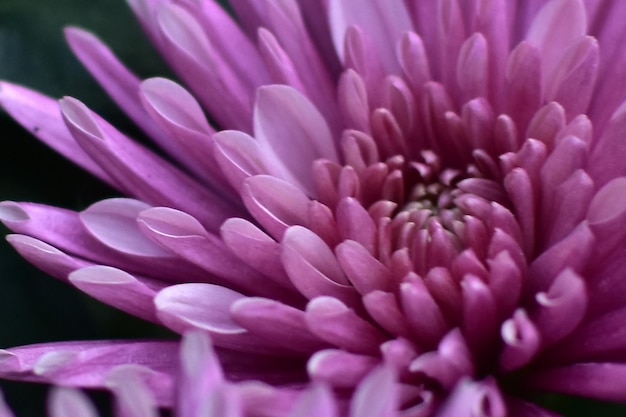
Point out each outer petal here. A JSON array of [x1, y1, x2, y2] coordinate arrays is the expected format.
[[0, 82, 113, 185]]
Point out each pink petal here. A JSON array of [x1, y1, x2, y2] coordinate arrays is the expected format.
[[139, 77, 235, 194], [328, 0, 412, 73], [155, 3, 252, 132], [287, 384, 338, 417], [80, 198, 170, 257], [0, 340, 176, 389], [137, 207, 290, 299], [307, 349, 378, 388], [65, 28, 175, 155], [545, 36, 599, 119], [505, 42, 543, 131], [589, 100, 626, 188], [526, 0, 587, 88], [532, 269, 587, 346], [0, 202, 205, 282], [231, 297, 327, 354], [177, 331, 224, 417], [456, 33, 488, 101], [282, 226, 359, 307], [48, 388, 98, 417], [155, 284, 286, 354], [305, 296, 388, 355], [0, 82, 112, 185], [241, 175, 310, 240], [400, 277, 449, 350], [499, 309, 540, 371], [6, 234, 89, 282], [336, 240, 392, 294], [349, 366, 398, 417], [526, 363, 626, 401], [60, 97, 239, 232], [254, 85, 338, 194], [106, 366, 161, 415], [69, 266, 161, 323], [436, 378, 506, 417], [220, 218, 292, 289]]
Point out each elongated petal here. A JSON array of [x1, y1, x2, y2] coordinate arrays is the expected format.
[[0, 82, 113, 184]]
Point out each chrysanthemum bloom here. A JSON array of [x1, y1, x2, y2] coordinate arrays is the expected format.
[[2, 0, 626, 415]]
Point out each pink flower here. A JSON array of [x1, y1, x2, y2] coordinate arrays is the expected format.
[[2, 0, 626, 415]]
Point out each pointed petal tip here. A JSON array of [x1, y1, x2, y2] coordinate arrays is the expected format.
[[59, 97, 104, 141]]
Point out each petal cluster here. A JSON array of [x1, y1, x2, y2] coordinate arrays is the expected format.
[[3, 0, 626, 416]]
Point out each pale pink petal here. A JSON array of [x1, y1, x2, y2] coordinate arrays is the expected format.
[[254, 85, 338, 194], [69, 266, 161, 323], [48, 388, 99, 417], [60, 97, 240, 232]]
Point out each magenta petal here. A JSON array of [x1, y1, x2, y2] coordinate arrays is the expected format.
[[336, 240, 392, 294], [532, 269, 587, 346], [499, 309, 541, 371], [288, 384, 338, 417], [349, 366, 398, 417], [106, 365, 163, 412], [335, 197, 377, 253], [48, 388, 98, 417], [6, 234, 89, 282], [213, 130, 272, 193], [546, 36, 599, 119], [528, 222, 594, 293], [137, 207, 290, 299], [504, 42, 542, 131], [526, 363, 626, 402], [64, 27, 175, 155], [231, 297, 328, 354], [220, 218, 292, 288], [338, 70, 370, 133], [177, 331, 224, 417], [69, 266, 161, 323], [526, 0, 587, 87], [154, 283, 246, 336], [456, 33, 488, 101], [230, 0, 340, 133], [328, 0, 412, 74], [154, 284, 285, 354], [80, 198, 170, 258], [0, 340, 176, 389], [461, 275, 498, 358], [436, 378, 506, 417], [139, 77, 236, 194], [60, 97, 239, 232], [0, 82, 113, 185], [308, 349, 378, 388], [397, 31, 432, 92], [281, 226, 359, 306], [155, 3, 252, 132], [400, 277, 449, 350], [241, 175, 310, 240], [257, 28, 307, 94], [0, 201, 205, 282], [305, 296, 388, 355], [254, 85, 338, 194]]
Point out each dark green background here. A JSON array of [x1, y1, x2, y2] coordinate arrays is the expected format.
[[1, 1, 626, 415]]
